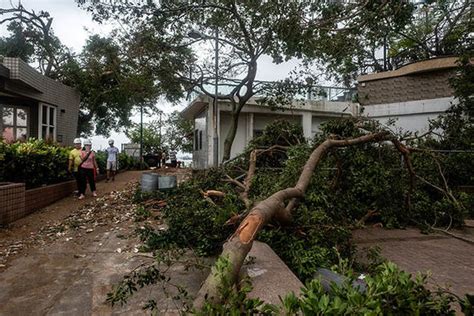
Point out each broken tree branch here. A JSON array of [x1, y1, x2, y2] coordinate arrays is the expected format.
[[202, 190, 226, 198], [193, 131, 390, 308]]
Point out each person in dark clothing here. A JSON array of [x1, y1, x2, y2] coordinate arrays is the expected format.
[[169, 149, 177, 168]]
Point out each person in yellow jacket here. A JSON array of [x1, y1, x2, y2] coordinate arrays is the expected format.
[[68, 138, 83, 198]]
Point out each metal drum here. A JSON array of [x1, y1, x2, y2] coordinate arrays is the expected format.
[[141, 172, 159, 192], [158, 175, 177, 190]]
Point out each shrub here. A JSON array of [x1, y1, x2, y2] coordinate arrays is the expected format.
[[0, 139, 70, 189], [136, 170, 243, 256], [0, 139, 141, 188], [96, 150, 141, 172], [281, 262, 456, 315]]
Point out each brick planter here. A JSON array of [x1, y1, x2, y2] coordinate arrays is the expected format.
[[1, 180, 77, 225], [25, 180, 77, 214], [0, 182, 26, 225], [0, 173, 120, 225]]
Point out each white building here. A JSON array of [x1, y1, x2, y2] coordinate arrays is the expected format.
[[181, 90, 356, 169], [182, 57, 463, 169]]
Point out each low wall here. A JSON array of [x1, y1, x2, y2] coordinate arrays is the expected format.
[[0, 172, 119, 225], [0, 183, 26, 225], [24, 180, 77, 214]]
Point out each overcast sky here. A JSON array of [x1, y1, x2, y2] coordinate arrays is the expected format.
[[0, 0, 308, 150]]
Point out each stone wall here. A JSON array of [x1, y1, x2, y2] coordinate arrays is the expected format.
[[358, 69, 455, 106]]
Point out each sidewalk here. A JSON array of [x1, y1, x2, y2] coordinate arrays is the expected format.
[[353, 227, 474, 298], [0, 170, 144, 267], [0, 169, 205, 315]]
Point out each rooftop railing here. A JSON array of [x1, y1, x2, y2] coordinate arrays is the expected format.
[[187, 81, 356, 103]]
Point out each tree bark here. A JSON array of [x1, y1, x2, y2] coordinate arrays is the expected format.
[[223, 112, 240, 162], [193, 131, 390, 309]]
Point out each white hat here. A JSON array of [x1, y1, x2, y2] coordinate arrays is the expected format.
[[108, 139, 114, 145], [83, 139, 92, 146], [73, 138, 81, 144]]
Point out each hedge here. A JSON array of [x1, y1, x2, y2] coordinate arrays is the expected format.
[[0, 139, 140, 189]]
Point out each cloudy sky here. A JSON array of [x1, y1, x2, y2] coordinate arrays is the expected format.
[[0, 0, 305, 150]]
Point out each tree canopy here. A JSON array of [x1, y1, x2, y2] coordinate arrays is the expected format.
[[78, 0, 416, 160], [0, 3, 191, 136], [126, 111, 193, 154]]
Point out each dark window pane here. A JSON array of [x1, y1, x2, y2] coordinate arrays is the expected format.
[[2, 127, 14, 142], [199, 130, 203, 150], [2, 107, 14, 125], [42, 126, 47, 139], [42, 106, 47, 124], [16, 127, 27, 141], [49, 107, 55, 126], [49, 127, 54, 139], [17, 108, 28, 126], [194, 129, 198, 151]]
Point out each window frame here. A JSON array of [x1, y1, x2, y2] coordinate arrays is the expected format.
[[38, 103, 57, 141], [1, 104, 29, 142]]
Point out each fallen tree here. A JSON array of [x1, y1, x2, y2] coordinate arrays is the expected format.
[[106, 118, 471, 313], [194, 130, 401, 307], [193, 122, 469, 307]]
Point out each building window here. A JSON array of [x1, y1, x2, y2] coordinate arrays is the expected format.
[[194, 129, 199, 151], [39, 104, 56, 141], [1, 105, 29, 142], [199, 130, 203, 150]]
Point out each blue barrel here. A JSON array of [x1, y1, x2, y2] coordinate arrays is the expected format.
[[141, 173, 159, 192], [158, 175, 177, 190]]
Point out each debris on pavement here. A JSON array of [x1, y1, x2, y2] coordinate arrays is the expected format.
[[0, 182, 141, 267]]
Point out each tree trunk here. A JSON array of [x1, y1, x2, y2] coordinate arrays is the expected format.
[[222, 112, 240, 162], [193, 131, 390, 309]]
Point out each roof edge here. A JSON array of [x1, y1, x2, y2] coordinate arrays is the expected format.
[[357, 56, 468, 83]]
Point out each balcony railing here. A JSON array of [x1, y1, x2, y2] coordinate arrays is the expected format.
[[187, 81, 356, 103]]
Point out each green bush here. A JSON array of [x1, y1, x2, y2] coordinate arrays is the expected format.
[[136, 170, 243, 256], [0, 139, 70, 189], [281, 262, 456, 315], [197, 261, 461, 315], [96, 150, 141, 172], [0, 139, 141, 188]]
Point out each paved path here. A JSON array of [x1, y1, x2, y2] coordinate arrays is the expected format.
[[353, 227, 474, 297], [0, 169, 204, 315]]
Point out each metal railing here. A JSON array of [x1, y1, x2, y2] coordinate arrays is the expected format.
[[187, 81, 356, 103]]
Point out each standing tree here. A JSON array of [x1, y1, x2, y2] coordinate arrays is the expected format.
[[0, 4, 71, 79], [0, 3, 192, 136], [78, 0, 413, 161], [165, 111, 193, 153], [126, 120, 164, 155], [295, 0, 471, 85]]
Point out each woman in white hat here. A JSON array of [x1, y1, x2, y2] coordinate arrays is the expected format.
[[78, 139, 99, 199]]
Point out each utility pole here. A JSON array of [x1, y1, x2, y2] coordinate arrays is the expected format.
[[159, 111, 162, 149], [213, 28, 219, 167], [140, 103, 143, 169]]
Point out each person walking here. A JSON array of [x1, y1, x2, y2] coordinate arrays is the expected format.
[[68, 138, 83, 197], [106, 139, 119, 182], [78, 139, 99, 199]]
